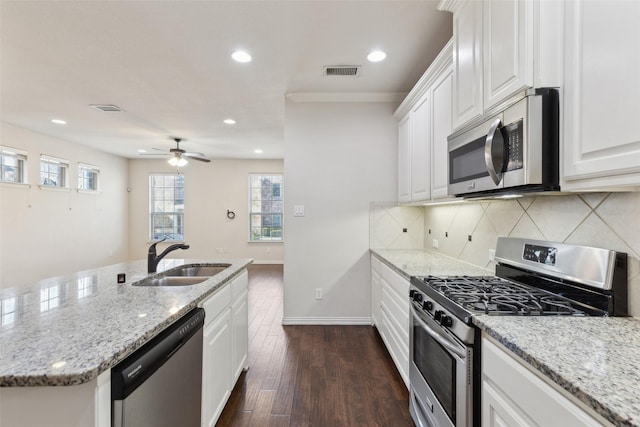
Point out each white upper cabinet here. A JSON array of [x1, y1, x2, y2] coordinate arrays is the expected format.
[[482, 0, 532, 108], [410, 92, 432, 201], [451, 0, 483, 130], [397, 114, 412, 203], [440, 0, 561, 131], [431, 65, 453, 199], [562, 0, 640, 190], [395, 41, 453, 203]]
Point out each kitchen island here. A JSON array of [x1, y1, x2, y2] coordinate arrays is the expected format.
[[372, 248, 640, 427], [0, 257, 252, 426]]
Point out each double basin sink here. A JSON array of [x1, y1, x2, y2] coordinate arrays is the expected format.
[[133, 264, 231, 287]]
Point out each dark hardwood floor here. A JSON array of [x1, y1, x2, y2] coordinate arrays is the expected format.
[[216, 264, 413, 427]]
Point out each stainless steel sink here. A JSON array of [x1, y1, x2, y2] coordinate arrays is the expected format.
[[164, 264, 231, 277], [133, 276, 209, 287]]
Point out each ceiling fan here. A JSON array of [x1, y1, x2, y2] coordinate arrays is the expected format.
[[141, 138, 211, 166]]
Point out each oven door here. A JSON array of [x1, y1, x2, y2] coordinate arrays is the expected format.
[[409, 304, 473, 427]]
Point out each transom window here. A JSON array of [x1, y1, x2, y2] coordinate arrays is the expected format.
[[78, 163, 100, 191], [40, 155, 69, 188], [0, 146, 27, 184], [249, 174, 283, 241], [149, 174, 185, 241]]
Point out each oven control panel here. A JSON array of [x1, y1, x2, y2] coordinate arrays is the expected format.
[[523, 243, 557, 266]]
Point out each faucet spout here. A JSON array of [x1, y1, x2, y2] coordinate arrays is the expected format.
[[147, 239, 190, 273]]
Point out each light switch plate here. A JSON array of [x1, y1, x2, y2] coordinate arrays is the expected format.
[[294, 205, 305, 217]]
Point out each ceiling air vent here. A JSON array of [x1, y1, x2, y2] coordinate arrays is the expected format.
[[90, 104, 124, 112], [323, 65, 360, 77]]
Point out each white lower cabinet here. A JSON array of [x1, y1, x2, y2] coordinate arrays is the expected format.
[[371, 255, 409, 388], [230, 271, 249, 382], [482, 337, 608, 427], [200, 270, 249, 427]]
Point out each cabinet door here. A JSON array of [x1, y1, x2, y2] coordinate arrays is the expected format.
[[398, 114, 412, 202], [452, 0, 483, 130], [410, 93, 432, 202], [483, 0, 533, 109], [371, 256, 382, 327], [431, 65, 453, 199], [231, 289, 248, 383], [563, 0, 640, 189], [202, 309, 232, 427]]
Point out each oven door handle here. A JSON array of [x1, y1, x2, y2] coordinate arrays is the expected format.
[[411, 305, 467, 359]]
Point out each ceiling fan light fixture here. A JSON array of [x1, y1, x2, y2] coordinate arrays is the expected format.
[[168, 156, 188, 167]]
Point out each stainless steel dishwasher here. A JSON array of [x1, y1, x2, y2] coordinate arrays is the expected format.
[[111, 308, 205, 427]]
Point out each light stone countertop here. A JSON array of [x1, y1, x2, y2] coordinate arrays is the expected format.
[[0, 257, 252, 387], [371, 248, 640, 427], [371, 248, 492, 278]]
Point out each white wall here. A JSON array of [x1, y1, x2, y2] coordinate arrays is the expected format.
[[128, 158, 284, 263], [0, 123, 129, 288], [283, 100, 398, 324]]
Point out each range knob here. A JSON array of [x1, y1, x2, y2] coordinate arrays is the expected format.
[[440, 314, 453, 327], [409, 290, 416, 298], [434, 310, 443, 322], [413, 292, 423, 303], [422, 300, 433, 311]]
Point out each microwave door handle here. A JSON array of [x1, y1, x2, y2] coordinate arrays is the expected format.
[[485, 118, 503, 185], [411, 305, 466, 359]]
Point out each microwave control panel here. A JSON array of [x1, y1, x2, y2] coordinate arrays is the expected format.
[[503, 119, 524, 171]]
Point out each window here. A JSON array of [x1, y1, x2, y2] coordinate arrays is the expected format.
[[78, 163, 100, 191], [0, 146, 27, 184], [249, 174, 283, 241], [40, 155, 69, 188], [150, 174, 185, 241]]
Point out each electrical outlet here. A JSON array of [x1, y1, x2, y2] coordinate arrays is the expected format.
[[489, 249, 496, 262], [216, 248, 225, 253], [315, 288, 323, 300], [266, 247, 271, 254], [432, 239, 439, 249]]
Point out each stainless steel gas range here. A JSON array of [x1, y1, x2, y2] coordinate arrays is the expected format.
[[408, 237, 628, 427]]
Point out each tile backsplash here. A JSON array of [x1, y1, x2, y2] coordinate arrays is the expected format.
[[370, 193, 640, 317]]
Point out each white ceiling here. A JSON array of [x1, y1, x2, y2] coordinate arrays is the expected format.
[[0, 1, 452, 160]]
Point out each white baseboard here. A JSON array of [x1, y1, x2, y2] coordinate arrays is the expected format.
[[282, 317, 372, 325]]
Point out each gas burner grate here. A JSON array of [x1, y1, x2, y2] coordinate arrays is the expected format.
[[419, 275, 588, 316]]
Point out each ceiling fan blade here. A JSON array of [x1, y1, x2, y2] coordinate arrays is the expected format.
[[183, 151, 206, 157], [184, 154, 211, 163]]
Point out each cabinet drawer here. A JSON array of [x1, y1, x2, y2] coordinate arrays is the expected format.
[[200, 285, 231, 325], [371, 255, 383, 275], [379, 262, 409, 301], [482, 338, 606, 426], [230, 270, 248, 301], [381, 285, 409, 342]]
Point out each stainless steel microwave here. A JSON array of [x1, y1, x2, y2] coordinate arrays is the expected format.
[[447, 88, 559, 198]]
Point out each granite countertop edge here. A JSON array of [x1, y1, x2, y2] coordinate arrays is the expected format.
[[0, 258, 253, 387]]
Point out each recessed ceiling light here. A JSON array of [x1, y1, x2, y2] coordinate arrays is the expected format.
[[367, 50, 387, 62], [231, 50, 252, 63], [51, 119, 67, 125], [254, 149, 263, 154], [137, 149, 147, 153], [224, 118, 236, 125]]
